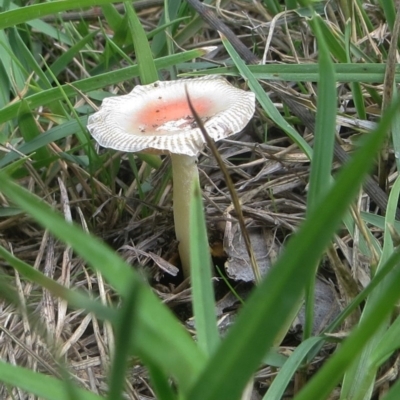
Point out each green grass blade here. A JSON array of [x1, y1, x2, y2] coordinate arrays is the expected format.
[[303, 11, 337, 340], [2, 1, 73, 45], [370, 314, 400, 367], [261, 0, 281, 15], [47, 30, 98, 81], [185, 86, 400, 400], [0, 0, 124, 30], [185, 63, 395, 83], [190, 179, 220, 356], [344, 20, 366, 120], [17, 99, 52, 162], [263, 337, 323, 400], [306, 16, 336, 214], [312, 15, 347, 62], [146, 363, 177, 400], [378, 0, 396, 29], [151, 0, 182, 57], [9, 27, 52, 89], [175, 0, 223, 46], [348, 74, 367, 120], [361, 212, 400, 233], [0, 171, 206, 392], [42, 59, 98, 163], [107, 278, 139, 400], [24, 14, 72, 46], [0, 52, 10, 110], [221, 35, 313, 160], [125, 1, 158, 84], [0, 361, 103, 400], [285, 0, 297, 10], [0, 29, 26, 93], [391, 89, 400, 172], [101, 3, 124, 32]]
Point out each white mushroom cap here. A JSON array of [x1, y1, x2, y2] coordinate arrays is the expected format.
[[87, 75, 255, 157]]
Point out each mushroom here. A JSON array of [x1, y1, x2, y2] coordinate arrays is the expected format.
[[87, 75, 255, 278]]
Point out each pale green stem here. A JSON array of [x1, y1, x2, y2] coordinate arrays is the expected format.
[[170, 153, 200, 278]]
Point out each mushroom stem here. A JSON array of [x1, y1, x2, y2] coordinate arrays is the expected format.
[[170, 153, 200, 278]]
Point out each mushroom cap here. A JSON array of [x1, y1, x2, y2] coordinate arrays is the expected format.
[[87, 76, 255, 157]]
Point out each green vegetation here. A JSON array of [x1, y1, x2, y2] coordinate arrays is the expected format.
[[1, 1, 400, 399]]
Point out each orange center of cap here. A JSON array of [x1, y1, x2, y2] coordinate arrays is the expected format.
[[138, 97, 212, 128]]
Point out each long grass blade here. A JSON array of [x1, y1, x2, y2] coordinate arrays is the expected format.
[[189, 178, 220, 355], [107, 278, 139, 400], [306, 16, 336, 215], [185, 63, 395, 83], [263, 337, 324, 400], [125, 1, 158, 84], [303, 11, 337, 340], [0, 361, 103, 400], [0, 0, 124, 30]]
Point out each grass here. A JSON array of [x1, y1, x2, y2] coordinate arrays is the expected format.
[[1, 1, 400, 399]]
